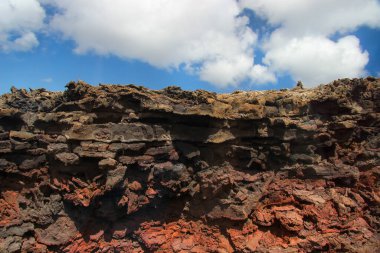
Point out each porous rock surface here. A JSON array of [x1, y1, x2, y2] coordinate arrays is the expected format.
[[0, 78, 379, 252]]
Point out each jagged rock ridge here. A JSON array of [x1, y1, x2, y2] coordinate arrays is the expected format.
[[0, 77, 379, 252]]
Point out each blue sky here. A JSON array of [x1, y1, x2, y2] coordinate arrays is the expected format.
[[1, 0, 380, 94]]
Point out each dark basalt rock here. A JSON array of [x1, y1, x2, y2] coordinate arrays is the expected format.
[[0, 77, 379, 252]]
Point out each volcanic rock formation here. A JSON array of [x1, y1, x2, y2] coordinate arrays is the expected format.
[[0, 77, 379, 252]]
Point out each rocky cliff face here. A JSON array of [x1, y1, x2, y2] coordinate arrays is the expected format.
[[0, 77, 379, 252]]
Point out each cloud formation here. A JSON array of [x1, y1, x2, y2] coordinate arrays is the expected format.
[[0, 0, 45, 52], [46, 0, 271, 87], [2, 0, 380, 87], [263, 34, 369, 86], [241, 0, 380, 87], [240, 0, 380, 36]]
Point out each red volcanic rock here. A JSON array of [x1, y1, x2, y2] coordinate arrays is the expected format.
[[35, 217, 77, 246], [0, 77, 380, 252], [273, 205, 304, 232], [137, 220, 234, 252]]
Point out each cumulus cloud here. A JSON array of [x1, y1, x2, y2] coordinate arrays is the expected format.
[[45, 0, 272, 87], [240, 0, 380, 36], [250, 65, 276, 84], [2, 0, 379, 88], [263, 34, 369, 87], [0, 0, 45, 52], [241, 0, 380, 87]]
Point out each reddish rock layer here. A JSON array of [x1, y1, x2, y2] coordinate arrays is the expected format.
[[0, 77, 379, 252]]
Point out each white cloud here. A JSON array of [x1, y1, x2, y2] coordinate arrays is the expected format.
[[199, 55, 252, 88], [263, 35, 369, 87], [240, 0, 380, 36], [45, 0, 272, 87], [1, 0, 379, 88], [250, 65, 276, 84], [241, 0, 380, 87], [0, 0, 45, 52]]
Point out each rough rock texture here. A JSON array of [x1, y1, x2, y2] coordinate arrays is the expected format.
[[0, 77, 379, 252]]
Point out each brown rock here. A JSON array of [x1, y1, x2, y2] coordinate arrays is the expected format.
[[55, 152, 79, 166], [273, 206, 304, 232], [98, 158, 117, 169], [9, 131, 35, 140], [0, 78, 379, 252], [47, 143, 69, 154], [36, 217, 77, 246], [0, 140, 11, 153]]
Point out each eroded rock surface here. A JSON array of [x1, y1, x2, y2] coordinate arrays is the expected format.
[[0, 78, 379, 252]]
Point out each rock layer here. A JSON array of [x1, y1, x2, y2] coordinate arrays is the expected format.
[[0, 77, 379, 252]]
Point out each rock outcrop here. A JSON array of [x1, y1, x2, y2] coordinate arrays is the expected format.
[[0, 77, 379, 252]]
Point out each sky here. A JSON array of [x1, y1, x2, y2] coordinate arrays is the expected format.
[[1, 0, 380, 94]]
